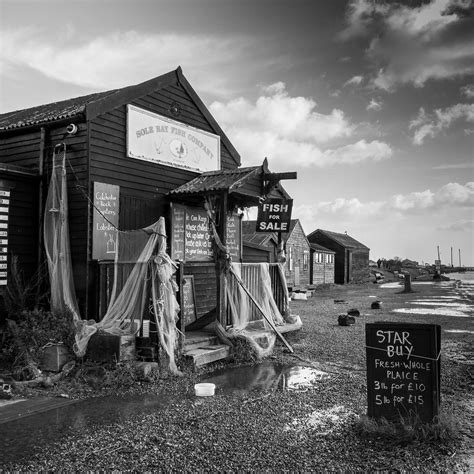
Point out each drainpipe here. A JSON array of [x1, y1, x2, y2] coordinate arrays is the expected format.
[[37, 127, 46, 269]]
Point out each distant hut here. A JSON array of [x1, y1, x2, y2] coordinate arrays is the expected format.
[[242, 221, 278, 263], [307, 229, 369, 284], [309, 243, 335, 285], [283, 219, 311, 290]]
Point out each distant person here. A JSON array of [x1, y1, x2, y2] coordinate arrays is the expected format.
[[377, 259, 381, 268]]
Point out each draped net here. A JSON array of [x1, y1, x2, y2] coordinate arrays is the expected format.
[[43, 155, 180, 374]]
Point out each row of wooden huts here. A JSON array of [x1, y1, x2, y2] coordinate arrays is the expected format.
[[242, 219, 370, 288], [0, 67, 369, 368]]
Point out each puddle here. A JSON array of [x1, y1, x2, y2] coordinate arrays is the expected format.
[[444, 329, 474, 334], [0, 393, 172, 463], [200, 362, 330, 394], [393, 307, 472, 317], [284, 405, 356, 436]]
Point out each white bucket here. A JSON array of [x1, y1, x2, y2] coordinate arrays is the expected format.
[[194, 383, 215, 397]]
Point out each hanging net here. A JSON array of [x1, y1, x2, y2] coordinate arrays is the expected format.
[[74, 218, 182, 375], [43, 149, 181, 374], [43, 145, 81, 321]]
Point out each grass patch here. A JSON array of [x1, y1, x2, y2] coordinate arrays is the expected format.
[[356, 411, 460, 444]]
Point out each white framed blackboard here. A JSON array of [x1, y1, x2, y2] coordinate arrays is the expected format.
[[366, 323, 441, 423]]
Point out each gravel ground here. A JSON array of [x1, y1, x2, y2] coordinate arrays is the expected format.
[[1, 278, 473, 472]]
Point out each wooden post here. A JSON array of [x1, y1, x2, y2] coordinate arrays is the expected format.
[[216, 191, 228, 327], [404, 272, 412, 292]]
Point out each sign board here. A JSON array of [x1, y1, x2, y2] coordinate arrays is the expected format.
[[0, 188, 9, 285], [256, 198, 293, 233], [181, 275, 197, 327], [92, 182, 120, 260], [127, 105, 221, 173], [171, 204, 241, 262], [366, 323, 441, 423]]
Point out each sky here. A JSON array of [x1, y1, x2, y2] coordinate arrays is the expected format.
[[1, 0, 473, 266]]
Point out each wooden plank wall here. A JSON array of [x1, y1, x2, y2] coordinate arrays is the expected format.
[[88, 80, 238, 318], [0, 124, 89, 314], [182, 262, 216, 318]]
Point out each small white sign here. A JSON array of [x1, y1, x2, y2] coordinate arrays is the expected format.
[[0, 216, 8, 221], [127, 105, 220, 173], [0, 280, 7, 286], [0, 255, 6, 261], [0, 223, 7, 228], [0, 263, 7, 269], [0, 240, 7, 245], [0, 199, 9, 205], [0, 190, 10, 197]]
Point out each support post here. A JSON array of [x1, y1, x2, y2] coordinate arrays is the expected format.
[[216, 192, 228, 327]]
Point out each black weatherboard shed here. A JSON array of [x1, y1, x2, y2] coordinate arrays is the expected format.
[[307, 229, 370, 284], [0, 67, 241, 319]]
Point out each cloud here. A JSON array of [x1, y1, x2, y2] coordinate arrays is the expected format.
[[461, 83, 474, 98], [340, 0, 474, 90], [0, 28, 264, 98], [409, 103, 474, 144], [343, 75, 364, 87], [438, 219, 474, 232], [390, 182, 474, 211], [210, 83, 393, 168], [433, 161, 474, 170], [366, 99, 383, 111], [296, 181, 474, 222]]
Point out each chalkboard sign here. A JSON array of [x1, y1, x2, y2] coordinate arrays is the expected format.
[[366, 323, 441, 423], [170, 204, 241, 262], [171, 203, 185, 261], [92, 182, 120, 260], [181, 275, 197, 327], [185, 208, 213, 261]]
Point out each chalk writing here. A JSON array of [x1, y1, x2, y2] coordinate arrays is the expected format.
[[92, 182, 120, 260], [181, 275, 197, 327], [366, 323, 440, 422]]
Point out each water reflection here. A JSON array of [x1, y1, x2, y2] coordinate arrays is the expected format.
[[201, 362, 330, 394], [0, 394, 171, 463]]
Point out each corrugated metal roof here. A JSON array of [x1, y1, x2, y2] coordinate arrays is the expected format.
[[168, 165, 261, 195], [316, 229, 369, 250], [0, 90, 118, 131]]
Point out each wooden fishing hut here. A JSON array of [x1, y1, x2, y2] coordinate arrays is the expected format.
[[0, 67, 297, 364]]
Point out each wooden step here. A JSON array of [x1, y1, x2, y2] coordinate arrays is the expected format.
[[184, 332, 219, 351], [183, 344, 231, 368]]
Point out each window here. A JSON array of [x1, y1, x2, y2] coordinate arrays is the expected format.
[[315, 252, 323, 264], [288, 246, 293, 271], [303, 251, 309, 270]]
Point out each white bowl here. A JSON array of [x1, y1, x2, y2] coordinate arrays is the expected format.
[[194, 383, 215, 397]]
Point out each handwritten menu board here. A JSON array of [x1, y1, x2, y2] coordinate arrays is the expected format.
[[181, 275, 197, 327], [366, 323, 441, 423], [171, 203, 185, 261], [92, 182, 120, 260], [171, 204, 241, 262], [185, 208, 213, 261], [0, 189, 10, 286]]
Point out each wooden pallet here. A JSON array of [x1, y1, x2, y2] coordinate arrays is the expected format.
[[183, 331, 231, 368]]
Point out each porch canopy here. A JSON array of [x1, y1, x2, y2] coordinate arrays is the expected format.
[[167, 158, 294, 207]]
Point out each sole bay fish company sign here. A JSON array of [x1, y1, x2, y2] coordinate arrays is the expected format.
[[127, 105, 221, 173]]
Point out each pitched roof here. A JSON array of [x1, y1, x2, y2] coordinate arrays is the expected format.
[[0, 67, 240, 165], [168, 158, 291, 206], [0, 90, 117, 131], [309, 229, 369, 250], [309, 242, 334, 253], [242, 221, 277, 246]]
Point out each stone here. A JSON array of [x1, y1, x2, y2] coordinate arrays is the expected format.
[[371, 301, 382, 309], [347, 308, 360, 317], [338, 315, 356, 326]]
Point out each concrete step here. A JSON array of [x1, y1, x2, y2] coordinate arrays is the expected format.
[[183, 344, 231, 368]]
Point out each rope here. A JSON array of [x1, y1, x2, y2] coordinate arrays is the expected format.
[[366, 345, 441, 361]]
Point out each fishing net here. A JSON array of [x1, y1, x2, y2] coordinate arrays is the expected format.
[[43, 145, 81, 321], [44, 149, 181, 373], [74, 218, 182, 375]]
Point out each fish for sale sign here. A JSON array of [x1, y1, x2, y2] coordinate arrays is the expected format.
[[256, 198, 293, 233]]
